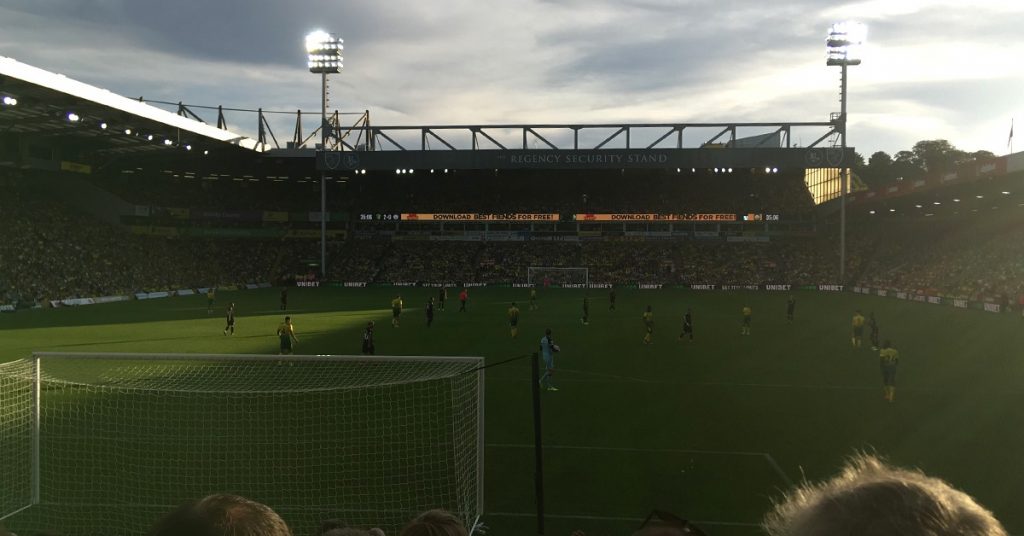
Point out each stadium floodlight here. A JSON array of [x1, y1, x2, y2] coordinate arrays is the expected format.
[[827, 20, 866, 287], [203, 150, 209, 155], [146, 134, 154, 141], [185, 144, 192, 151], [66, 112, 80, 122], [306, 30, 344, 74], [163, 139, 173, 146], [306, 30, 344, 280], [2, 95, 18, 106], [124, 128, 132, 135], [826, 21, 866, 66], [99, 122, 107, 130]]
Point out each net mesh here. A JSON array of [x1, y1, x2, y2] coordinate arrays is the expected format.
[[527, 266, 589, 286], [0, 355, 483, 536], [0, 359, 34, 521]]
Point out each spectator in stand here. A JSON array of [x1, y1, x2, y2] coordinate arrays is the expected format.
[[763, 453, 1007, 536], [149, 493, 291, 536], [398, 509, 468, 536]]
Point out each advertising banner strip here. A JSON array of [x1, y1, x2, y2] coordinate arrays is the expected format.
[[400, 213, 560, 222], [574, 213, 738, 222]]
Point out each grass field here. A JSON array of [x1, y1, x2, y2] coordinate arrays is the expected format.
[[2, 287, 1024, 536]]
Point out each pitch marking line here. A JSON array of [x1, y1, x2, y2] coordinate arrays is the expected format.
[[509, 367, 881, 393], [485, 443, 794, 487], [485, 511, 760, 527]]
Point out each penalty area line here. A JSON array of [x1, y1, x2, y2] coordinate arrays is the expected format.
[[485, 511, 761, 527], [486, 443, 794, 488]]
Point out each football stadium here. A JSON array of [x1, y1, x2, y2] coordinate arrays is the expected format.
[[2, 9, 1024, 536]]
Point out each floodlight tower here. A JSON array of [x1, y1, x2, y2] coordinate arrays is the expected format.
[[827, 21, 865, 285], [306, 30, 344, 279]]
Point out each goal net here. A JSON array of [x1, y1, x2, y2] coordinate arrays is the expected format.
[[0, 353, 484, 536], [526, 266, 589, 287]]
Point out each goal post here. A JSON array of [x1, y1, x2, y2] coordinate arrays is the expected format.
[[526, 266, 589, 287], [0, 352, 485, 536]]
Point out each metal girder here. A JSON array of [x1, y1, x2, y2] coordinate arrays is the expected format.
[[339, 121, 832, 151]]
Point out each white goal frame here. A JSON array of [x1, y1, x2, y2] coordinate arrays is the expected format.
[[0, 352, 485, 535], [526, 266, 589, 287]]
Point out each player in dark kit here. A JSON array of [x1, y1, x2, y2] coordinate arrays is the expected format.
[[426, 298, 435, 327], [280, 288, 288, 311], [868, 312, 880, 350], [581, 295, 590, 325], [438, 286, 447, 311], [361, 321, 375, 355], [679, 308, 693, 341], [786, 295, 796, 323], [609, 289, 616, 311], [223, 303, 236, 335]]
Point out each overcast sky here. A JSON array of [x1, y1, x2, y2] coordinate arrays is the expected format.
[[2, 0, 1021, 157]]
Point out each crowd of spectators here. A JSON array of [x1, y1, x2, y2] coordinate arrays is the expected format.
[[3, 170, 1023, 306], [350, 171, 817, 216], [0, 176, 308, 305]]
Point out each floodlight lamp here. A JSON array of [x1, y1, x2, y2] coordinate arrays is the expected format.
[[163, 139, 173, 146], [147, 134, 154, 141], [124, 128, 132, 135], [772, 167, 779, 173], [66, 112, 80, 122], [203, 150, 209, 155], [764, 167, 771, 173], [99, 122, 107, 129], [305, 30, 331, 53], [1002, 191, 1011, 195], [826, 21, 866, 65], [1, 96, 16, 106], [185, 145, 192, 151]]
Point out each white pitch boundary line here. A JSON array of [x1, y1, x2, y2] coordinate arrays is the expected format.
[[496, 367, 886, 393], [485, 511, 761, 527], [485, 443, 794, 487]]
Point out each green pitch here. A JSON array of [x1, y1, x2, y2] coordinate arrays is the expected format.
[[2, 287, 1023, 536]]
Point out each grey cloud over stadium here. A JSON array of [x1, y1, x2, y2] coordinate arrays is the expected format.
[[1, 0, 1021, 157]]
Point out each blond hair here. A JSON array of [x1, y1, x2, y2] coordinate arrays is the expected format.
[[764, 454, 1006, 536]]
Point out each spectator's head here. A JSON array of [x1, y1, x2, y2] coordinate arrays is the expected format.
[[763, 454, 1006, 536], [285, 316, 291, 324], [149, 494, 291, 536], [398, 509, 467, 536]]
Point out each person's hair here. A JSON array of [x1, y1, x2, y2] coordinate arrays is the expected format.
[[149, 494, 291, 536], [398, 509, 467, 536], [285, 316, 291, 322], [763, 453, 1007, 536]]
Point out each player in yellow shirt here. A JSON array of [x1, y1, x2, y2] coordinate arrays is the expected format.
[[391, 295, 403, 327], [851, 310, 866, 348], [642, 305, 654, 344], [529, 287, 538, 310], [879, 340, 899, 402], [508, 302, 521, 338], [276, 316, 299, 355], [206, 288, 216, 314], [741, 305, 752, 335]]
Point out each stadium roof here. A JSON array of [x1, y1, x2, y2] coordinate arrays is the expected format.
[[0, 56, 263, 160]]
